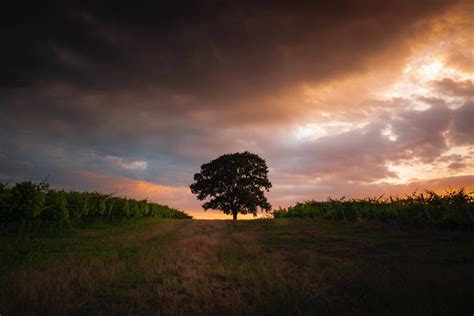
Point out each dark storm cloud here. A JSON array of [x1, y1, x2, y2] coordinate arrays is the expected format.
[[1, 0, 472, 211], [3, 0, 456, 94], [1, 0, 462, 151], [1, 82, 472, 189], [1, 2, 117, 88]]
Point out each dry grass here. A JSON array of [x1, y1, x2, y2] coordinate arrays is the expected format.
[[1, 218, 473, 315]]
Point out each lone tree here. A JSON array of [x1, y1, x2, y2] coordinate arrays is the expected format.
[[190, 152, 272, 220]]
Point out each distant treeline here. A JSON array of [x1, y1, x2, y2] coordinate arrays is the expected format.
[[0, 181, 191, 227], [273, 189, 474, 229]]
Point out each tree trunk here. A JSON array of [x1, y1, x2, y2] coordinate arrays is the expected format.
[[233, 212, 237, 220]]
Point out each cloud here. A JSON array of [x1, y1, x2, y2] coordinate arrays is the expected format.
[[0, 1, 472, 215], [105, 156, 148, 170], [450, 101, 474, 145], [1, 1, 459, 96], [272, 99, 472, 182], [269, 174, 474, 207], [432, 78, 473, 97]]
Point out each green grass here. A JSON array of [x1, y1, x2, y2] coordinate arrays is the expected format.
[[1, 218, 473, 315]]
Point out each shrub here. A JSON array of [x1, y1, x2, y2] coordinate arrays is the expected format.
[[0, 181, 191, 228], [6, 181, 48, 221], [274, 189, 473, 229], [43, 190, 70, 225]]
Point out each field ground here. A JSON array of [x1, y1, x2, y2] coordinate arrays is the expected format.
[[1, 219, 473, 315]]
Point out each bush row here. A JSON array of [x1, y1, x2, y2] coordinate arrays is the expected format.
[[273, 189, 474, 229], [0, 181, 191, 225]]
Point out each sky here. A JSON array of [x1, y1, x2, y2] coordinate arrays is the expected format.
[[1, 1, 473, 219]]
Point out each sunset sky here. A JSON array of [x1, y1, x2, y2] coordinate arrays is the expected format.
[[1, 1, 473, 219]]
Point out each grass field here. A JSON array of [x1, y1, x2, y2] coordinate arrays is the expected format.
[[1, 219, 473, 315]]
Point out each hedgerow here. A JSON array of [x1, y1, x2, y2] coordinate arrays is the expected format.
[[273, 189, 474, 229], [0, 181, 191, 228]]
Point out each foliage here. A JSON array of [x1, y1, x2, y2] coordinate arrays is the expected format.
[[43, 190, 70, 224], [190, 151, 272, 219], [0, 181, 191, 228], [273, 189, 474, 229], [4, 181, 49, 222]]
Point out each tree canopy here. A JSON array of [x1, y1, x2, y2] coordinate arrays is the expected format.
[[190, 152, 272, 220]]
